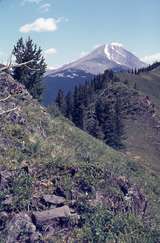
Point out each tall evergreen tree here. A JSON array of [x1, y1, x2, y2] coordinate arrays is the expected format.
[[65, 91, 73, 120], [12, 37, 47, 101], [113, 95, 124, 149], [72, 86, 83, 128], [55, 89, 66, 115], [103, 103, 115, 147]]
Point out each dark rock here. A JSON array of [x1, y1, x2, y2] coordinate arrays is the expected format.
[[68, 167, 79, 177], [6, 213, 38, 243], [0, 211, 9, 230], [116, 176, 130, 195], [54, 186, 66, 198], [42, 194, 66, 205]]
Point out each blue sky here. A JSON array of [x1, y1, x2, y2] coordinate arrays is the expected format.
[[0, 0, 160, 68]]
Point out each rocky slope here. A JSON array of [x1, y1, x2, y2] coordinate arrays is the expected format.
[[0, 73, 159, 242]]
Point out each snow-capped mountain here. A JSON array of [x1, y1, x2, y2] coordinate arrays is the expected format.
[[42, 43, 146, 105]]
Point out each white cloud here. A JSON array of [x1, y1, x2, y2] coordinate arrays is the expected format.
[[141, 53, 160, 64], [39, 3, 51, 12], [20, 17, 60, 33], [44, 48, 57, 56], [47, 65, 60, 70]]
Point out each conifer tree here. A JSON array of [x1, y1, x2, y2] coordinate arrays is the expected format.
[[103, 103, 115, 147], [65, 91, 73, 120], [72, 86, 83, 128], [12, 37, 47, 101], [113, 95, 124, 149], [93, 120, 104, 140], [55, 89, 66, 115]]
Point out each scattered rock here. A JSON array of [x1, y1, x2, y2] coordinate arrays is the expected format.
[[42, 194, 66, 205], [32, 205, 71, 225], [6, 213, 39, 243]]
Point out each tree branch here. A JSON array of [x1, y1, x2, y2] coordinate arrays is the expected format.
[[25, 65, 41, 71], [0, 95, 11, 102], [0, 107, 18, 116], [0, 60, 35, 72]]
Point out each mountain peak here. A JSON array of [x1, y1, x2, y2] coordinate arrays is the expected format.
[[43, 43, 147, 104], [109, 42, 124, 48], [49, 42, 146, 75], [103, 42, 146, 68]]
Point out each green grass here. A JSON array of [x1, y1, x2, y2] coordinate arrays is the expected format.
[[117, 66, 160, 104], [0, 74, 160, 242]]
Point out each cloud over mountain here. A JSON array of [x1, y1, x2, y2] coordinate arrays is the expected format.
[[44, 48, 57, 56], [19, 17, 60, 33], [142, 53, 160, 64]]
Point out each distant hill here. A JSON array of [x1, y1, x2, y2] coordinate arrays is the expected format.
[[117, 62, 160, 104], [0, 72, 159, 242], [42, 43, 146, 105], [55, 68, 160, 174]]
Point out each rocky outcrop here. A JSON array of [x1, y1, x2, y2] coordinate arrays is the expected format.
[[6, 213, 40, 243]]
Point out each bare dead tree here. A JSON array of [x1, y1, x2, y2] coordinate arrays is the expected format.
[[0, 59, 35, 72], [0, 55, 38, 116]]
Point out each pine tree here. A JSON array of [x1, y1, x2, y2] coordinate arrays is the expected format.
[[65, 91, 73, 120], [134, 82, 137, 90], [55, 89, 66, 115], [103, 103, 115, 147], [72, 86, 82, 128], [113, 95, 124, 149], [12, 37, 47, 101], [93, 120, 104, 140]]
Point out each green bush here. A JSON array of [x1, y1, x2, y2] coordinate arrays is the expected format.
[[73, 204, 160, 243], [11, 170, 33, 211]]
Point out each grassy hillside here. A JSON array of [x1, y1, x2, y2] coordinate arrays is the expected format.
[[55, 69, 160, 175], [117, 65, 160, 104], [0, 73, 159, 242]]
